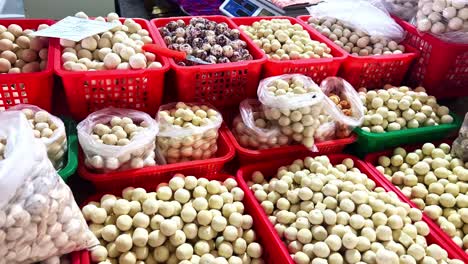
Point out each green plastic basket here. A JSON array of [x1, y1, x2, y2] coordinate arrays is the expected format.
[[58, 117, 78, 182], [350, 112, 462, 157]]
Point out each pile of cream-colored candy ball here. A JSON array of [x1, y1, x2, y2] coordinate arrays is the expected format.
[[157, 103, 222, 164], [248, 156, 464, 264], [86, 116, 155, 170], [232, 110, 290, 150], [82, 175, 264, 264], [359, 85, 454, 133], [20, 108, 67, 170], [262, 76, 323, 148], [376, 143, 468, 251], [416, 0, 468, 35], [60, 12, 162, 71], [0, 23, 49, 73], [383, 0, 418, 20], [307, 17, 406, 56], [240, 19, 333, 60]]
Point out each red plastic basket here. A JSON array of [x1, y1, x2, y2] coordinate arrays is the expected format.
[[232, 16, 347, 84], [78, 127, 235, 192], [297, 15, 418, 89], [0, 19, 55, 111], [150, 16, 266, 110], [364, 141, 468, 259], [54, 18, 170, 120], [225, 125, 357, 165], [395, 17, 468, 98], [236, 153, 468, 263], [70, 251, 90, 264], [80, 173, 278, 264]]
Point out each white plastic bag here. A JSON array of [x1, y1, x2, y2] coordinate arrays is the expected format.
[[156, 102, 223, 164], [315, 77, 365, 141], [8, 104, 67, 170], [452, 113, 468, 161], [414, 0, 468, 43], [232, 99, 290, 150], [0, 111, 97, 264], [382, 0, 419, 20], [78, 107, 159, 172], [307, 0, 405, 42], [258, 74, 325, 149]]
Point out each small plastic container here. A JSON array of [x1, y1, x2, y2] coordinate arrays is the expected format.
[[0, 19, 55, 111], [81, 173, 278, 264], [394, 17, 468, 98], [232, 16, 347, 84], [364, 141, 468, 260], [297, 15, 418, 89], [58, 117, 78, 182], [225, 126, 357, 165], [78, 127, 235, 192], [54, 18, 170, 120], [236, 153, 468, 264], [350, 112, 462, 157], [150, 16, 266, 110], [70, 250, 90, 264]]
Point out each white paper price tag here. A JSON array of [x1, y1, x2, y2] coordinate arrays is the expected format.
[[30, 16, 117, 42]]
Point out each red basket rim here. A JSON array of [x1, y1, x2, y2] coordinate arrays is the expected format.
[[0, 19, 55, 78], [78, 127, 236, 182], [225, 126, 357, 158], [150, 15, 267, 70], [296, 15, 419, 61], [54, 18, 170, 78], [363, 139, 468, 260], [232, 16, 348, 66], [236, 153, 468, 263]]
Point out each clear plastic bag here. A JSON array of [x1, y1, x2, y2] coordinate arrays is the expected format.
[[414, 0, 468, 43], [77, 107, 159, 172], [8, 104, 67, 170], [307, 0, 405, 42], [452, 113, 468, 161], [0, 111, 97, 264], [315, 77, 365, 142], [258, 74, 325, 149], [156, 102, 223, 164], [232, 99, 290, 150], [382, 0, 419, 21]]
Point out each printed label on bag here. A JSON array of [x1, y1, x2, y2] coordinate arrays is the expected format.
[[30, 16, 117, 41]]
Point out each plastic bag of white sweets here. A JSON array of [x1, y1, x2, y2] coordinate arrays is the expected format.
[[315, 77, 365, 142], [232, 99, 290, 150], [8, 104, 67, 170], [78, 107, 159, 172], [382, 0, 419, 21], [452, 113, 468, 161], [156, 102, 223, 164], [414, 0, 468, 43], [0, 111, 97, 264], [258, 74, 325, 149], [307, 0, 405, 42]]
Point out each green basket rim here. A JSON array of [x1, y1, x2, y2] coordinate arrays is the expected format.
[[353, 112, 462, 138], [58, 117, 78, 181]]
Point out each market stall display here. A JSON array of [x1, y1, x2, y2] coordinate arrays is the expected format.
[[156, 102, 223, 164], [9, 104, 67, 170], [232, 16, 346, 83], [237, 154, 468, 263], [82, 175, 265, 264], [152, 16, 265, 109], [0, 111, 97, 264], [55, 13, 169, 120], [351, 85, 461, 156], [0, 19, 55, 111], [370, 142, 468, 252], [78, 108, 159, 173]]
